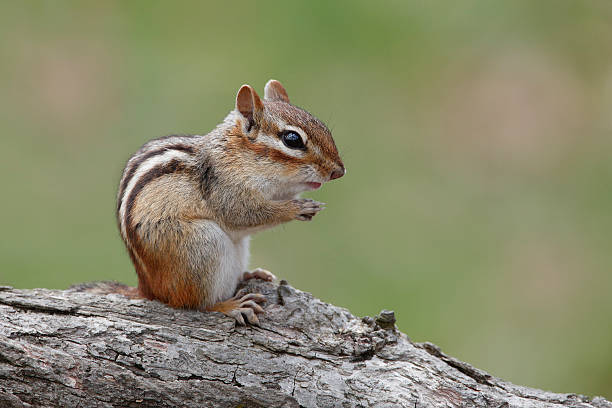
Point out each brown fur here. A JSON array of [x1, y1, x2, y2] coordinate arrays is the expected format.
[[266, 101, 340, 159], [125, 163, 212, 308], [206, 297, 242, 314], [116, 80, 343, 316], [229, 126, 309, 168], [118, 144, 195, 211], [226, 101, 342, 180]]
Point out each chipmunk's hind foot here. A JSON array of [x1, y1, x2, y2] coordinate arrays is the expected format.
[[207, 292, 266, 325]]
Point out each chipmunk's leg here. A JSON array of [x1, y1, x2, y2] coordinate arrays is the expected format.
[[207, 293, 266, 325], [242, 268, 276, 282]]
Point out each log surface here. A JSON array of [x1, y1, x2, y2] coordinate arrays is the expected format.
[[0, 281, 610, 408]]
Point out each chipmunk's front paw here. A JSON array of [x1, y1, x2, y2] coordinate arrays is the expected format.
[[293, 198, 325, 221], [208, 293, 266, 325]]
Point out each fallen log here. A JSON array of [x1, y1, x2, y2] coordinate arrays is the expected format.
[[0, 280, 609, 408]]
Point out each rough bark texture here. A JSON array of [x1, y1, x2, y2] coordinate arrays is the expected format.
[[0, 280, 610, 408]]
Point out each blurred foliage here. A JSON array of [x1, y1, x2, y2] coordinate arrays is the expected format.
[[1, 0, 611, 398]]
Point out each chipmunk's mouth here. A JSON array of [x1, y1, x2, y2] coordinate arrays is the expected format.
[[303, 182, 322, 190]]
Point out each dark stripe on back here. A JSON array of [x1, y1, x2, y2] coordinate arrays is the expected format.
[[124, 159, 186, 244], [117, 144, 195, 213], [194, 154, 217, 198]]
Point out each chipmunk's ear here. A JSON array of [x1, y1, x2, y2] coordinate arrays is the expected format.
[[236, 84, 264, 130], [264, 79, 290, 103]]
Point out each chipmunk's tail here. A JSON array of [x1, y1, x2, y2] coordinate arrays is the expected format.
[[68, 281, 140, 299]]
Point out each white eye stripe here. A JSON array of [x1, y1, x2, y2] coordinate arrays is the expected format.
[[256, 133, 306, 158]]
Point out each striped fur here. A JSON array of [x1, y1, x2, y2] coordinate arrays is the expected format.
[[117, 136, 197, 235], [117, 143, 195, 211]]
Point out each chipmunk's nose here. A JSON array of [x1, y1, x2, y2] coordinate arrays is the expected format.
[[329, 166, 345, 181]]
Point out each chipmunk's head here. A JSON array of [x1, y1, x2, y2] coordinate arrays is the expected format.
[[230, 80, 344, 199]]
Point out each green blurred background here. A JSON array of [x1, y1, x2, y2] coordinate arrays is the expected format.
[[1, 0, 611, 398]]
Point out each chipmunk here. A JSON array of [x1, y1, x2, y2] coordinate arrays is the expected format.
[[114, 80, 344, 325]]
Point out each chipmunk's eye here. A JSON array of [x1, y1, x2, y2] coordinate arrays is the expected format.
[[281, 131, 305, 150]]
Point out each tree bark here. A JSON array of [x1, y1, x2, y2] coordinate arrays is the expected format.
[[0, 280, 609, 408]]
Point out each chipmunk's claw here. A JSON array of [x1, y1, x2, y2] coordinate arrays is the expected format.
[[228, 293, 265, 325], [229, 307, 260, 325], [228, 309, 246, 325]]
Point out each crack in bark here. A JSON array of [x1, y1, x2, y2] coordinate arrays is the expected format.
[[291, 367, 300, 397], [0, 298, 76, 315], [420, 341, 494, 386]]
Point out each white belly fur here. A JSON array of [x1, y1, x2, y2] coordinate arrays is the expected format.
[[210, 227, 250, 305]]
